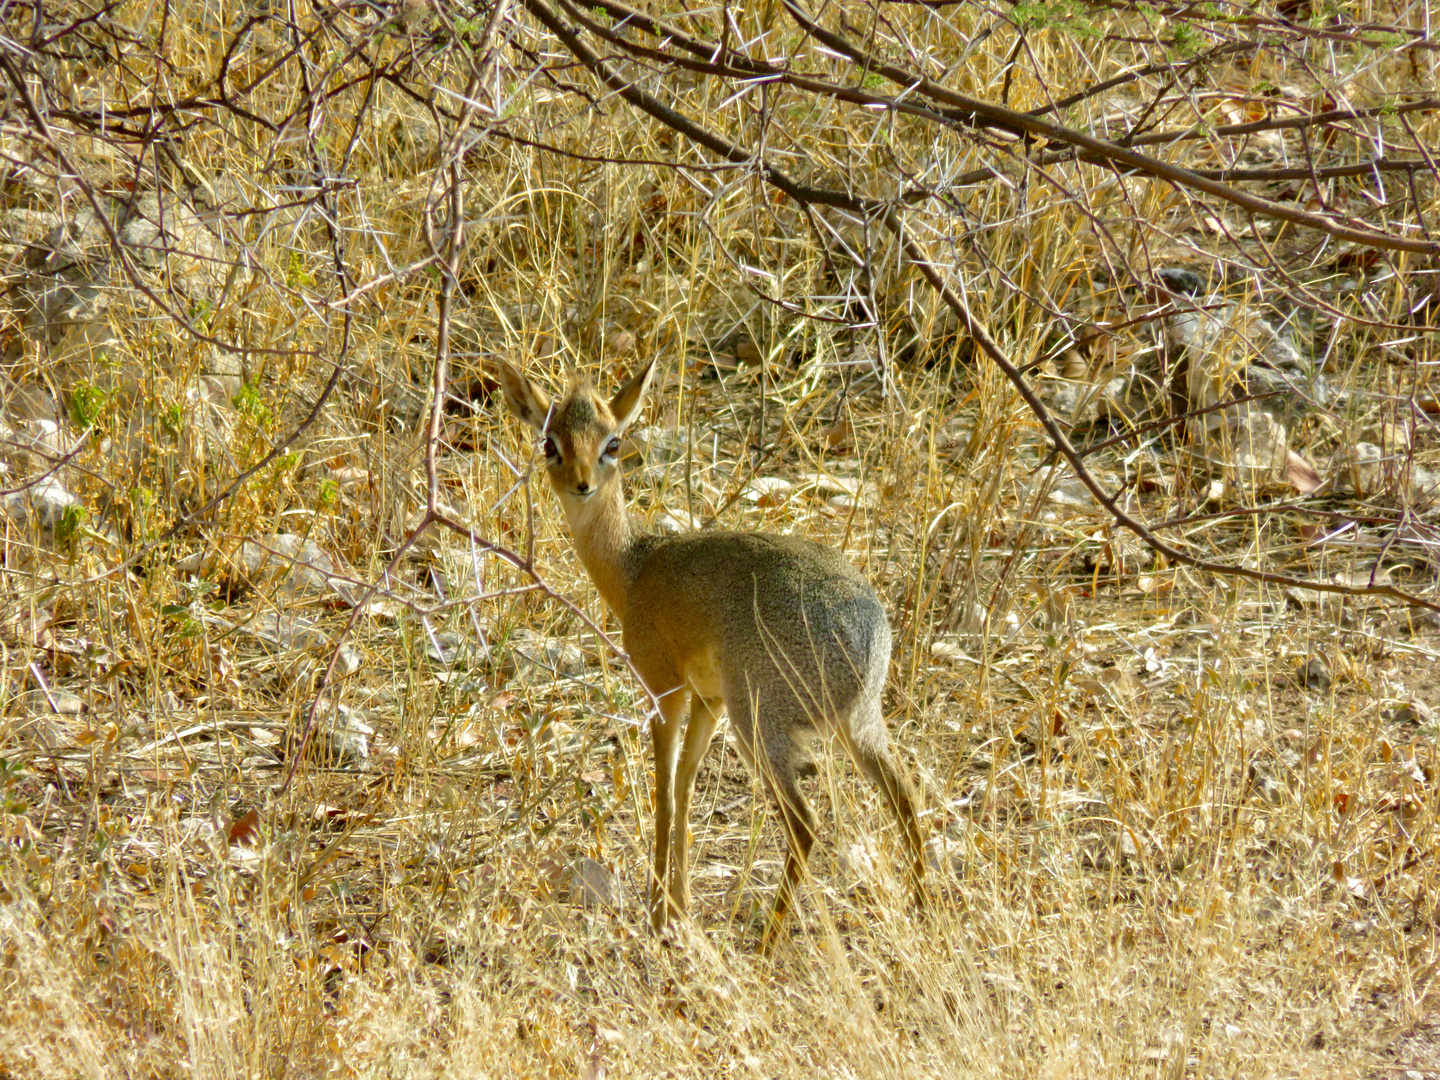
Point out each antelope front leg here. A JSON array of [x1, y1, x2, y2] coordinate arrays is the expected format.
[[669, 696, 721, 917], [649, 690, 688, 932]]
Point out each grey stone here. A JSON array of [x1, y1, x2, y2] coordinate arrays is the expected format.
[[567, 857, 620, 908], [5, 476, 78, 529]]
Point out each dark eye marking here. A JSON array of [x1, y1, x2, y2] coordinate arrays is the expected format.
[[604, 436, 621, 459], [542, 436, 560, 460]]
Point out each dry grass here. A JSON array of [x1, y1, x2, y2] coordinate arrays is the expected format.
[[2, 0, 1440, 1076]]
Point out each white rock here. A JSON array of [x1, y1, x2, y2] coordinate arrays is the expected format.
[[1338, 441, 1383, 495], [176, 534, 348, 600], [503, 629, 586, 681], [426, 631, 484, 668], [245, 611, 330, 651], [316, 704, 372, 765], [743, 476, 793, 504], [5, 476, 78, 529], [1193, 403, 1287, 487], [23, 688, 84, 715]]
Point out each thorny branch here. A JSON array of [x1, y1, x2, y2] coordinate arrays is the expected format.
[[5, 0, 1440, 802], [518, 0, 1440, 609]]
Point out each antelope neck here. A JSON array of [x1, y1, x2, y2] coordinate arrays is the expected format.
[[562, 476, 637, 618]]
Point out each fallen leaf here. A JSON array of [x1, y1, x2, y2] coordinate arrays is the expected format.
[[819, 418, 853, 451], [1284, 449, 1324, 493], [228, 809, 261, 847]]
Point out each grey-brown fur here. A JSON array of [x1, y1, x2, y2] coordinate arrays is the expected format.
[[497, 357, 925, 949]]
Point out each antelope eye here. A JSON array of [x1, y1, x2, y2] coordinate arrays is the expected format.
[[604, 436, 621, 458], [542, 436, 559, 460]]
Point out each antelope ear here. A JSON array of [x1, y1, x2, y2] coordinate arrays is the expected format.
[[609, 358, 656, 433], [496, 361, 552, 432]]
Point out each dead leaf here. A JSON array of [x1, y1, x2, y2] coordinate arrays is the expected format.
[[1284, 449, 1323, 494], [228, 809, 261, 847], [819, 418, 853, 451]]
